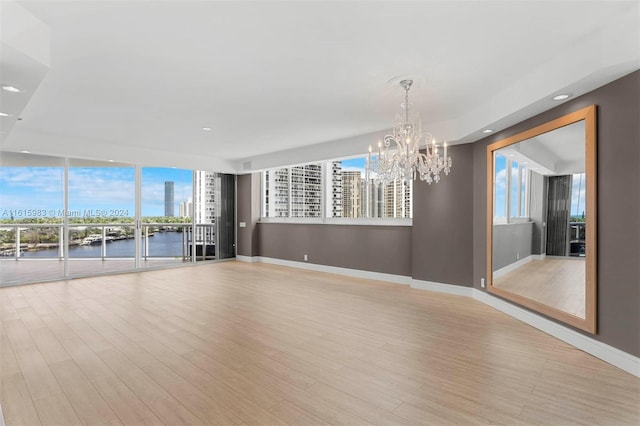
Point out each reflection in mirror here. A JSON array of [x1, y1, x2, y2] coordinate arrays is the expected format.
[[492, 120, 586, 317], [487, 105, 596, 334]]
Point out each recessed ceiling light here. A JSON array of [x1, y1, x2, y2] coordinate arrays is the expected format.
[[108, 159, 115, 162], [482, 129, 494, 134], [20, 150, 30, 153], [552, 94, 571, 101], [0, 112, 9, 117], [2, 85, 20, 93], [202, 127, 212, 131]]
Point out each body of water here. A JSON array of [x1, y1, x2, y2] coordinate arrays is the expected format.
[[21, 231, 188, 258]]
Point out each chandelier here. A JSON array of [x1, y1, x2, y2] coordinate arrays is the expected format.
[[367, 79, 452, 185]]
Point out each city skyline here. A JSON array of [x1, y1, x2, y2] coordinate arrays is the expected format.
[[263, 158, 411, 219]]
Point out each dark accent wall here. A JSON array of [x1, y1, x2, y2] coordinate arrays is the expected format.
[[236, 173, 260, 257], [411, 143, 474, 286], [472, 70, 640, 356], [257, 223, 412, 276]]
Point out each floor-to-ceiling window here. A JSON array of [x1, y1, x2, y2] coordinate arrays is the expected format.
[[68, 159, 136, 276], [141, 167, 193, 266], [0, 153, 235, 286], [0, 153, 65, 283]]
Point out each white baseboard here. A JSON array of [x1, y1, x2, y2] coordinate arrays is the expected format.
[[411, 279, 475, 297], [236, 255, 259, 263], [493, 255, 533, 279], [255, 256, 412, 285], [233, 257, 640, 378]]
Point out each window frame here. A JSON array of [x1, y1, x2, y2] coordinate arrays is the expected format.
[[493, 153, 530, 224]]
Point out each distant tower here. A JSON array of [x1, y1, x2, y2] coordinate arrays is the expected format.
[[164, 181, 174, 217], [341, 171, 362, 218], [179, 197, 193, 218]]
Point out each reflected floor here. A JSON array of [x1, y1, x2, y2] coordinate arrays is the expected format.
[[0, 258, 188, 286], [494, 257, 585, 318]]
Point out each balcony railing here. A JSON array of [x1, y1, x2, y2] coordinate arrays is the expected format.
[[0, 223, 217, 261]]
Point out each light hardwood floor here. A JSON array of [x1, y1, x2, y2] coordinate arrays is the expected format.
[[1, 261, 638, 425], [494, 257, 586, 318]]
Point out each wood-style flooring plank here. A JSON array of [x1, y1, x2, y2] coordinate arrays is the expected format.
[[0, 373, 42, 426], [48, 359, 123, 425]]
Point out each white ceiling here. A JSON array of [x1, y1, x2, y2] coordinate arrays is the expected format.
[[1, 0, 638, 173], [498, 120, 586, 175]]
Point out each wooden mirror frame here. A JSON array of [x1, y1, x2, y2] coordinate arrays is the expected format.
[[486, 105, 597, 333]]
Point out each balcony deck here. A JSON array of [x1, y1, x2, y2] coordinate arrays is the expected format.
[[1, 258, 188, 286]]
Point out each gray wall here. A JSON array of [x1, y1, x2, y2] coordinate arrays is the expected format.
[[492, 222, 534, 271], [257, 223, 412, 276], [473, 70, 640, 356], [236, 173, 260, 257], [412, 143, 474, 286]]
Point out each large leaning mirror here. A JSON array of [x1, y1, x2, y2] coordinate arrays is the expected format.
[[487, 105, 597, 333]]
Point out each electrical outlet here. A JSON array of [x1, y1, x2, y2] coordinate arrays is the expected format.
[[517, 252, 520, 260], [481, 278, 485, 288], [304, 254, 308, 261]]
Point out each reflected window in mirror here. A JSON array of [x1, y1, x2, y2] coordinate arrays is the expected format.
[[493, 153, 530, 224], [570, 172, 586, 257]]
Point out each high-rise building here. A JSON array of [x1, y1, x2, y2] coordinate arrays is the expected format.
[[366, 179, 384, 218], [341, 171, 363, 218], [329, 161, 342, 217], [164, 181, 174, 217], [194, 171, 216, 225], [291, 164, 322, 218], [179, 197, 193, 218], [384, 180, 412, 218], [264, 164, 322, 218], [263, 168, 289, 217]]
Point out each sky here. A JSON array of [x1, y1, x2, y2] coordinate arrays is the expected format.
[[0, 166, 192, 218], [340, 157, 366, 172]]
